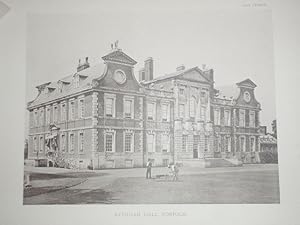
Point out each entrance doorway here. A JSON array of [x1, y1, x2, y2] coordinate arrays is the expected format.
[[193, 135, 200, 158]]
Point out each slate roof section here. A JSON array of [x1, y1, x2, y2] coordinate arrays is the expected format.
[[28, 63, 106, 109], [215, 84, 240, 99]]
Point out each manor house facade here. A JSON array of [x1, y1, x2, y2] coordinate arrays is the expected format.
[[27, 46, 261, 169]]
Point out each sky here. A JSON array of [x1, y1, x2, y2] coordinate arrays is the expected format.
[[26, 5, 275, 131]]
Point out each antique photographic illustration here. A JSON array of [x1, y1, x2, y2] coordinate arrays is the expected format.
[[23, 6, 279, 204]]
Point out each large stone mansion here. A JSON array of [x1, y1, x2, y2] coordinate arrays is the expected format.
[[27, 45, 261, 169]]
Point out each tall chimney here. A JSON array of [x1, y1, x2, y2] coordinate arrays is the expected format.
[[139, 68, 145, 82], [144, 57, 153, 81]]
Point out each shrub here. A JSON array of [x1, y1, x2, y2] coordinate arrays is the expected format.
[[259, 151, 278, 164]]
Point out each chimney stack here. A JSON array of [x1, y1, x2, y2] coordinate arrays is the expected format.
[[139, 68, 145, 82], [176, 64, 185, 71], [77, 57, 90, 72], [144, 57, 153, 81]]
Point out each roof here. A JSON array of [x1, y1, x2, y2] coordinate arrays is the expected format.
[[236, 78, 257, 88], [259, 134, 277, 145], [28, 63, 106, 108], [215, 84, 240, 99], [143, 66, 211, 84]]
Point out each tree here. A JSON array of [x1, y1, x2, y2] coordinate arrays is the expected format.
[[271, 119, 277, 138], [24, 139, 28, 159]]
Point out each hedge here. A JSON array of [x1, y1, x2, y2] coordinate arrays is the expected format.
[[259, 151, 278, 164]]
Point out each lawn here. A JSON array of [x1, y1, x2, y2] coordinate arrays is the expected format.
[[24, 168, 280, 204], [106, 170, 280, 204]]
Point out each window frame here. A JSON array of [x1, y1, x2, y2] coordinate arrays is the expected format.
[[69, 132, 75, 153], [39, 135, 44, 153], [240, 136, 246, 152], [147, 101, 156, 121], [78, 131, 84, 154], [239, 109, 246, 127], [189, 96, 196, 118], [124, 131, 134, 152], [60, 102, 67, 121], [53, 104, 58, 123], [104, 130, 116, 152], [61, 133, 66, 152], [123, 96, 134, 119], [147, 133, 155, 153], [249, 110, 256, 128], [161, 134, 170, 152], [214, 108, 220, 125], [104, 93, 116, 118], [161, 103, 169, 122], [69, 100, 75, 121], [78, 97, 85, 119]]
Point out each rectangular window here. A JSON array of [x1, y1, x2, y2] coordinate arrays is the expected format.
[[61, 134, 66, 152], [240, 136, 245, 152], [249, 111, 255, 128], [225, 136, 231, 152], [79, 132, 84, 153], [33, 136, 37, 152], [189, 97, 196, 118], [161, 104, 168, 122], [214, 108, 220, 125], [105, 98, 114, 117], [61, 103, 66, 121], [250, 137, 255, 152], [53, 105, 58, 123], [200, 106, 206, 121], [78, 99, 85, 119], [147, 102, 155, 120], [204, 136, 209, 151], [179, 104, 185, 118], [34, 110, 38, 126], [46, 107, 51, 124], [182, 135, 187, 151], [147, 134, 155, 152], [179, 88, 184, 95], [162, 134, 169, 152], [39, 109, 44, 126], [124, 132, 133, 152], [39, 136, 44, 152], [124, 99, 133, 119], [224, 109, 231, 126], [239, 109, 245, 127], [69, 101, 75, 120], [69, 133, 74, 153], [200, 91, 208, 104], [105, 132, 114, 152]]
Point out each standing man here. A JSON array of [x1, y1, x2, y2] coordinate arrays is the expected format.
[[146, 159, 152, 179]]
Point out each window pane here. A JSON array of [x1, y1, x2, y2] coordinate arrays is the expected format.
[[124, 100, 132, 118], [105, 133, 113, 152], [162, 104, 168, 121], [147, 134, 154, 152], [179, 104, 184, 118], [147, 103, 154, 120], [125, 133, 132, 152], [106, 98, 113, 117], [182, 135, 187, 151]]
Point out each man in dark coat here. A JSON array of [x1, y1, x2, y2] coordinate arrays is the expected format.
[[146, 159, 152, 179]]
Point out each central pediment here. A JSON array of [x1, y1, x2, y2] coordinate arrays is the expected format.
[[102, 49, 137, 66]]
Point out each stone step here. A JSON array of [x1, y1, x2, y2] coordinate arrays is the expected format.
[[178, 158, 242, 168]]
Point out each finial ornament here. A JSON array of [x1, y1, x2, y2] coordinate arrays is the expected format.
[[114, 40, 119, 48]]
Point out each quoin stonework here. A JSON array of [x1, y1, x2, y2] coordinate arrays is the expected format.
[[27, 45, 262, 169]]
